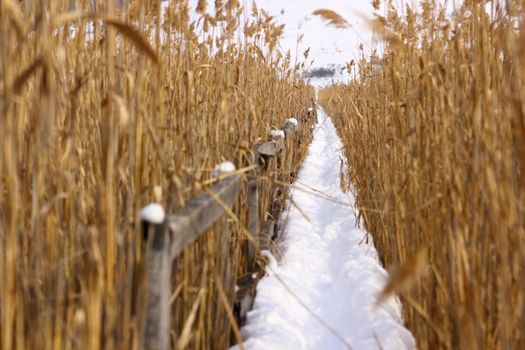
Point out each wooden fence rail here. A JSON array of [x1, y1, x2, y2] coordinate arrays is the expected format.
[[141, 174, 242, 350], [139, 107, 316, 350]]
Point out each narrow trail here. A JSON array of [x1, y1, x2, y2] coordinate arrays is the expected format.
[[235, 109, 416, 350]]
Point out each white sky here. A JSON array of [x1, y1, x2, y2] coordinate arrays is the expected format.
[[183, 1, 460, 84], [252, 0, 462, 84], [253, 0, 378, 70], [181, 0, 379, 83]]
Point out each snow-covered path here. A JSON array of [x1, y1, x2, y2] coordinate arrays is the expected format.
[[235, 109, 415, 350]]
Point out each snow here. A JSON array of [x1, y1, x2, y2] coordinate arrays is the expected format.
[[285, 118, 299, 126], [270, 129, 285, 140], [140, 203, 166, 224], [213, 161, 237, 177], [254, 0, 378, 85], [284, 118, 300, 134], [232, 109, 416, 350], [170, 0, 379, 84]]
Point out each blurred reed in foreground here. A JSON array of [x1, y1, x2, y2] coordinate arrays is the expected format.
[[0, 0, 313, 349], [321, 1, 525, 349]]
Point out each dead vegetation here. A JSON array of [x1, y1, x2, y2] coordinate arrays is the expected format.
[[312, 9, 349, 29], [0, 0, 313, 349], [320, 1, 525, 349]]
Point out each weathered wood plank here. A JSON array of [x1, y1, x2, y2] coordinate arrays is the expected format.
[[283, 118, 299, 135], [234, 273, 259, 324], [168, 174, 242, 260], [255, 140, 283, 157], [140, 114, 304, 348], [246, 174, 259, 271], [259, 219, 275, 251], [142, 223, 171, 350]]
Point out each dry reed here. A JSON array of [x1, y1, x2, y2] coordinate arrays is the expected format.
[[0, 1, 313, 349], [320, 1, 525, 349], [312, 9, 349, 29]]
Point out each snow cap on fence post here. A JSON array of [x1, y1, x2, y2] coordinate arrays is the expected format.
[[307, 106, 314, 117], [140, 203, 166, 241], [139, 202, 170, 350], [269, 129, 285, 140], [283, 118, 299, 135], [212, 161, 236, 177], [263, 130, 285, 157], [140, 203, 166, 224]]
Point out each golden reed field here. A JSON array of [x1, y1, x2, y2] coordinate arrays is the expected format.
[[320, 0, 525, 349], [3, 0, 525, 349], [0, 0, 313, 349]]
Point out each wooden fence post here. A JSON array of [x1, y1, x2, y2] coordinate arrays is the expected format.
[[138, 109, 310, 347], [247, 138, 282, 271], [246, 155, 259, 272], [140, 174, 241, 349], [259, 219, 275, 251], [140, 206, 170, 350], [139, 113, 307, 346], [234, 136, 285, 323]]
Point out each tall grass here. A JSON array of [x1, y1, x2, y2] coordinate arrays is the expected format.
[[0, 1, 313, 349], [320, 1, 525, 348]]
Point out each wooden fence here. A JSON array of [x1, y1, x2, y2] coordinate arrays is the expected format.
[[139, 107, 316, 350]]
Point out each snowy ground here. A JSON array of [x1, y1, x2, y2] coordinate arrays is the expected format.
[[233, 109, 416, 350]]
